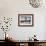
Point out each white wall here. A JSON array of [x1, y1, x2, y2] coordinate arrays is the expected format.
[[0, 0, 46, 40]]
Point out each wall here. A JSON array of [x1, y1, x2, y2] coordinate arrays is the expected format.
[[0, 0, 46, 40]]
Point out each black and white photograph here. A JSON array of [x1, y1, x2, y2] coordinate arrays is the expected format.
[[18, 14, 34, 26]]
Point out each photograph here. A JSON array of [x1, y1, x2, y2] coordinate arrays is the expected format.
[[18, 14, 34, 27]]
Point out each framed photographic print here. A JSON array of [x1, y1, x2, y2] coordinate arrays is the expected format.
[[18, 14, 34, 27]]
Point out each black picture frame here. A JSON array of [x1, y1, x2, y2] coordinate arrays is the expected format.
[[18, 14, 34, 27]]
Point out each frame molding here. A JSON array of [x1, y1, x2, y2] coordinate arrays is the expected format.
[[18, 14, 34, 27]]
